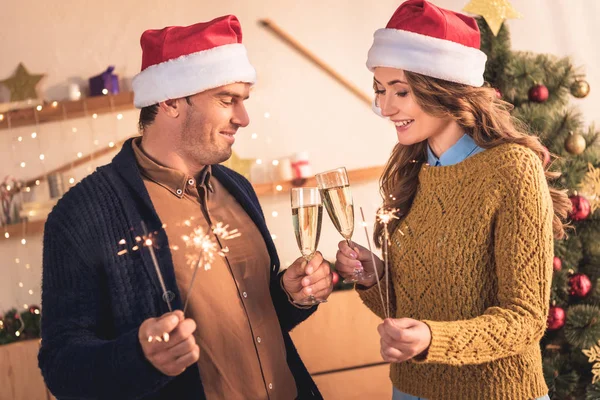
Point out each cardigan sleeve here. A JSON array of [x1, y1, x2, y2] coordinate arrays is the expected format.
[[417, 150, 554, 366], [38, 215, 173, 399]]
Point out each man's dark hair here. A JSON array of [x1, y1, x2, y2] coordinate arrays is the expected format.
[[138, 97, 193, 133]]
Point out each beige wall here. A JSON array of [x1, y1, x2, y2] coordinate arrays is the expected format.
[[0, 0, 598, 313]]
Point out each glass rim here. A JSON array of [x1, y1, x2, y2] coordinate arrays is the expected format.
[[315, 166, 348, 177], [290, 186, 321, 206]]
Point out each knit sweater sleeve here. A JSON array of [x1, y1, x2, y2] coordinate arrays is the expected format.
[[38, 215, 173, 399], [356, 272, 397, 320], [417, 149, 553, 366]]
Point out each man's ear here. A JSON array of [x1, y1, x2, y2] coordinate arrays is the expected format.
[[158, 98, 181, 118]]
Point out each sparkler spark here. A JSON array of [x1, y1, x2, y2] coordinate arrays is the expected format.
[[181, 221, 242, 314], [376, 207, 400, 225]]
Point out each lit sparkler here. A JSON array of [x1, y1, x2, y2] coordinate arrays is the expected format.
[[376, 207, 400, 319], [359, 207, 388, 318], [117, 223, 172, 312], [182, 222, 242, 314]]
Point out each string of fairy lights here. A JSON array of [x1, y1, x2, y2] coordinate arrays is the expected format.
[[1, 93, 130, 314]]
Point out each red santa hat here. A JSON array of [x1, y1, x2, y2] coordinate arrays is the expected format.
[[132, 15, 256, 108], [366, 0, 487, 87]]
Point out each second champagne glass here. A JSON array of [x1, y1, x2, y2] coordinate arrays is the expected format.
[[316, 167, 374, 284], [291, 187, 326, 305]]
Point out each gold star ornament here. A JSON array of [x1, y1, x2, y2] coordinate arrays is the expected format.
[[1, 63, 45, 102], [583, 340, 600, 384], [463, 0, 522, 36], [579, 163, 600, 213], [221, 151, 254, 180]]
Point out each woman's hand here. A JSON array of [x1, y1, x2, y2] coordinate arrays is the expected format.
[[377, 318, 431, 363], [335, 240, 383, 287]]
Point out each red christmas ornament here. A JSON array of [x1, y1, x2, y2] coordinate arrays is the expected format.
[[569, 195, 591, 221], [28, 305, 40, 315], [569, 273, 592, 297], [541, 146, 551, 167], [553, 256, 562, 271], [547, 306, 565, 330], [528, 84, 549, 103]]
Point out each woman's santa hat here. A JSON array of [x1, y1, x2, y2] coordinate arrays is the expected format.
[[132, 15, 256, 108], [366, 0, 487, 87]]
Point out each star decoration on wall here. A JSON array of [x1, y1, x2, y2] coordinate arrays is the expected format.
[[463, 0, 522, 36], [221, 151, 254, 179], [1, 63, 45, 102]]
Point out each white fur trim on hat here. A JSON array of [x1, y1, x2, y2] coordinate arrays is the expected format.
[[132, 43, 256, 108], [366, 28, 487, 87]]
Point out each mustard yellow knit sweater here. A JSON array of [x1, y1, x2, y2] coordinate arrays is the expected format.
[[359, 143, 554, 400]]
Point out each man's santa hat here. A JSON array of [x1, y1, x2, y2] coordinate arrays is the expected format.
[[366, 0, 487, 87], [132, 15, 256, 108]]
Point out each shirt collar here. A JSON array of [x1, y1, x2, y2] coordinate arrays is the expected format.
[[132, 137, 213, 198], [427, 134, 482, 167]]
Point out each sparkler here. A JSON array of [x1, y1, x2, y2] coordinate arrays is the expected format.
[[116, 220, 241, 316], [376, 207, 400, 319], [141, 221, 173, 312], [359, 207, 388, 318], [182, 222, 241, 314], [117, 223, 172, 312]]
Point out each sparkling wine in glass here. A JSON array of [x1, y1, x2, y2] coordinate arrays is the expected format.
[[291, 187, 326, 305], [316, 167, 374, 283]]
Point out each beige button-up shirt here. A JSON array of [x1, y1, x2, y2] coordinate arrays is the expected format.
[[133, 138, 297, 399]]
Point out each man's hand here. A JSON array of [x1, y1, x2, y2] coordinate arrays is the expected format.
[[282, 251, 335, 303], [138, 310, 200, 376]]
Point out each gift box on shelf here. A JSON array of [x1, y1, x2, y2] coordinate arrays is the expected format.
[[291, 151, 311, 186], [89, 66, 120, 97]]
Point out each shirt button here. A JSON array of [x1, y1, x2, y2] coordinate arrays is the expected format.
[[268, 383, 273, 390], [243, 292, 248, 298], [188, 179, 194, 185], [176, 189, 183, 195], [256, 336, 262, 344]]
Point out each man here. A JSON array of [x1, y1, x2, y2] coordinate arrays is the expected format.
[[38, 15, 333, 400]]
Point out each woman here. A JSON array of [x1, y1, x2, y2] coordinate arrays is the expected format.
[[334, 1, 570, 399]]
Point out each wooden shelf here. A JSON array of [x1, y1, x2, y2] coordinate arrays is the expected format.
[[0, 92, 135, 130], [1, 165, 383, 239], [2, 219, 45, 238]]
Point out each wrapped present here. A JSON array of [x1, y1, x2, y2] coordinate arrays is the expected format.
[[89, 66, 120, 97], [291, 152, 311, 186]]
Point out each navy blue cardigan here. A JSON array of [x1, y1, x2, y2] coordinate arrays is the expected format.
[[38, 138, 322, 399]]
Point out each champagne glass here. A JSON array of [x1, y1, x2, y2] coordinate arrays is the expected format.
[[316, 167, 374, 283], [291, 187, 326, 305]]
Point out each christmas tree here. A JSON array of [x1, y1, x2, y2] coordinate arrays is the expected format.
[[476, 16, 599, 400]]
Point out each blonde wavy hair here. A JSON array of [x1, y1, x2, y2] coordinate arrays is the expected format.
[[373, 71, 571, 246]]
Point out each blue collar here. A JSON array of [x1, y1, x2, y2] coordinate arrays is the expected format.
[[427, 134, 484, 166]]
